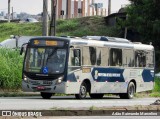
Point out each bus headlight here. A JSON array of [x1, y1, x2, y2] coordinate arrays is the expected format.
[[56, 76, 64, 84], [23, 75, 28, 82]]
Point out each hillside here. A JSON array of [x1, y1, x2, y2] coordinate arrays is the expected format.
[[0, 16, 119, 42]]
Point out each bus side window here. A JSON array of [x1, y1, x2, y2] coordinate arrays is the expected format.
[[89, 47, 96, 65], [97, 48, 101, 66], [69, 49, 81, 66], [123, 49, 134, 67], [73, 49, 81, 66], [82, 47, 91, 65], [97, 47, 109, 66], [135, 50, 146, 67], [146, 51, 154, 68], [110, 48, 122, 66]]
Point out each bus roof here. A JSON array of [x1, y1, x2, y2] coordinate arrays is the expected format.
[[69, 36, 154, 50], [26, 36, 154, 51]]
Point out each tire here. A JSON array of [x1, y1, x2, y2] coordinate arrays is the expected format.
[[41, 92, 53, 99], [119, 82, 135, 99], [75, 82, 87, 99], [89, 94, 104, 99]]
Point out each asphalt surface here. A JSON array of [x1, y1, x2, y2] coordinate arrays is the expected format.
[[0, 96, 159, 110]]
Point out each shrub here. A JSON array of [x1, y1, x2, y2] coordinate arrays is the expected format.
[[153, 78, 160, 92], [0, 48, 23, 91]]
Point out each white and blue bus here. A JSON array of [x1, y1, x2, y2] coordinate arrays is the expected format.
[[20, 36, 155, 99]]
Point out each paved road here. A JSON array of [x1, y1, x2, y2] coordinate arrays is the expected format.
[[0, 96, 159, 110]]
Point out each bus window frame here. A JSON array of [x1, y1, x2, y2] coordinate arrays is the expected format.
[[122, 48, 135, 67], [68, 48, 81, 67], [109, 47, 123, 67]]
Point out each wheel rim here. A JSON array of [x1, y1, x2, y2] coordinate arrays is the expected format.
[[80, 85, 86, 98], [129, 84, 134, 98]]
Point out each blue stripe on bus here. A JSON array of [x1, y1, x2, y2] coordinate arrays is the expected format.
[[142, 69, 154, 82], [91, 68, 125, 82]]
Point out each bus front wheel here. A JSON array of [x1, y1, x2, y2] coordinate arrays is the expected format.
[[75, 82, 87, 99], [41, 92, 53, 99], [119, 82, 135, 99]]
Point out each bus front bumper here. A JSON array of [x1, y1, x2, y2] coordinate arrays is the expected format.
[[22, 79, 66, 93]]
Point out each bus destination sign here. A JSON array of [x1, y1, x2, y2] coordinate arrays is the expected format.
[[32, 39, 64, 47]]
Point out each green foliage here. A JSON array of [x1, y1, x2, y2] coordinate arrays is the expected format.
[[57, 16, 120, 37], [56, 19, 79, 32], [0, 16, 119, 42], [153, 78, 160, 92], [0, 22, 42, 42], [149, 77, 160, 97], [0, 48, 23, 90]]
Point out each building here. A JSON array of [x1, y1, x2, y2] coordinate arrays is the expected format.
[[56, 0, 107, 19], [1, 11, 7, 17], [12, 12, 17, 19]]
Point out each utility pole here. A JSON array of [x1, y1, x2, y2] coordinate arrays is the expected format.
[[42, 0, 49, 36], [8, 0, 11, 22], [49, 0, 57, 36], [108, 0, 111, 15], [12, 7, 13, 20], [66, 0, 69, 19], [95, 4, 98, 16], [124, 15, 128, 39]]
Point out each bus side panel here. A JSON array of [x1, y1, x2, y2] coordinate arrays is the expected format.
[[123, 68, 154, 93], [65, 67, 154, 94], [91, 82, 128, 93], [136, 69, 154, 92], [66, 69, 94, 94]]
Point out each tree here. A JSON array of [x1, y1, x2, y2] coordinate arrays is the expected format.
[[125, 0, 160, 71]]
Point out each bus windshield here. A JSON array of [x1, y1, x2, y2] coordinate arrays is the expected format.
[[24, 47, 67, 74]]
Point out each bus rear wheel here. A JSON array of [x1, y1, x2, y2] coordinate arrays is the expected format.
[[75, 82, 87, 99], [89, 94, 104, 99], [41, 92, 53, 99], [119, 82, 135, 99]]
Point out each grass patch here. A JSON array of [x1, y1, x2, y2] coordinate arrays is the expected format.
[[135, 78, 160, 98], [149, 77, 160, 97], [0, 92, 40, 97], [89, 106, 98, 110], [0, 16, 119, 42], [0, 48, 23, 91], [0, 22, 42, 42], [149, 92, 160, 97], [153, 77, 160, 92], [57, 16, 119, 37]]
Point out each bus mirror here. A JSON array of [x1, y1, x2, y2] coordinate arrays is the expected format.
[[20, 43, 28, 55], [20, 47, 24, 55]]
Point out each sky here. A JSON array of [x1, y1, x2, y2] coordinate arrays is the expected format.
[[0, 0, 130, 15]]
